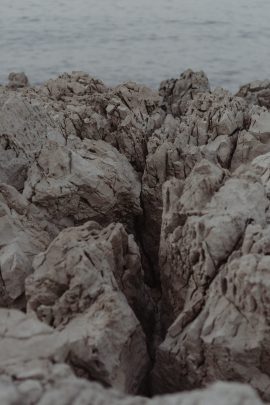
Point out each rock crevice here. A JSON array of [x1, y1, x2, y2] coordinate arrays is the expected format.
[[1, 70, 270, 404]]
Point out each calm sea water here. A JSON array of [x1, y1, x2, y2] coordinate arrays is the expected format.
[[1, 0, 270, 91]]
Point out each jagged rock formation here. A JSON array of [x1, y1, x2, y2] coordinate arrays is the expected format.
[[237, 79, 270, 109], [0, 309, 263, 404], [7, 72, 29, 89], [25, 73, 162, 173], [152, 157, 270, 397], [2, 69, 270, 403], [22, 138, 142, 229], [25, 221, 150, 393], [0, 184, 59, 307], [0, 89, 65, 190]]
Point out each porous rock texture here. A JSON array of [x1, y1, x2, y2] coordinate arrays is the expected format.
[[1, 69, 270, 403]]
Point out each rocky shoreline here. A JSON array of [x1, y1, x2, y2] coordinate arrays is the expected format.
[[1, 70, 270, 404]]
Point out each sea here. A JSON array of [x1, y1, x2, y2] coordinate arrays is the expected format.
[[1, 0, 270, 92]]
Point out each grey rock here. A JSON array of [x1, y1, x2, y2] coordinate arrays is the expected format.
[[159, 69, 210, 116], [8, 72, 29, 89], [0, 90, 65, 190], [0, 183, 59, 307], [0, 369, 263, 405], [237, 79, 270, 109], [0, 308, 69, 379], [28, 73, 162, 172], [22, 138, 142, 229], [25, 221, 150, 394], [141, 88, 247, 276], [153, 155, 270, 399]]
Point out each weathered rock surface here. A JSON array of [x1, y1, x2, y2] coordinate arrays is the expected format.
[[159, 69, 210, 116], [153, 155, 270, 399], [0, 90, 65, 190], [141, 88, 248, 276], [0, 183, 59, 307], [237, 79, 270, 109], [7, 72, 29, 89], [2, 69, 270, 402], [25, 72, 162, 172], [0, 308, 69, 379], [25, 221, 150, 394], [22, 138, 142, 229], [0, 364, 264, 405]]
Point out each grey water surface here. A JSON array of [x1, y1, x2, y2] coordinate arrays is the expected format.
[[1, 0, 270, 91]]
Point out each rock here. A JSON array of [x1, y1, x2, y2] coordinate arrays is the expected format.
[[25, 221, 150, 394], [0, 308, 69, 379], [28, 73, 162, 172], [3, 69, 270, 401], [141, 88, 247, 277], [0, 183, 59, 308], [159, 69, 210, 116], [153, 223, 270, 400], [0, 375, 263, 405], [0, 91, 65, 190], [8, 72, 29, 89], [22, 138, 142, 229], [153, 156, 270, 399], [236, 79, 270, 109]]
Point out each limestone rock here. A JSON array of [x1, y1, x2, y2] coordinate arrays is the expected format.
[[153, 222, 270, 400], [8, 72, 29, 89], [22, 138, 142, 229], [0, 91, 65, 190], [141, 88, 247, 276], [237, 79, 270, 109], [0, 183, 58, 308], [0, 308, 69, 379], [30, 73, 162, 172], [159, 69, 210, 116], [25, 221, 150, 394], [153, 156, 270, 399], [0, 374, 263, 405]]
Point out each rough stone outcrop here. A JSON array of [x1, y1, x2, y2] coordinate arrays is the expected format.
[[237, 79, 270, 109], [7, 72, 29, 89], [26, 73, 162, 172], [25, 221, 150, 394], [153, 154, 270, 399], [231, 107, 270, 170], [141, 88, 248, 276], [0, 369, 263, 405], [0, 308, 69, 380], [159, 69, 210, 116], [22, 138, 142, 229], [0, 183, 59, 308], [0, 90, 65, 190], [2, 69, 270, 402]]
